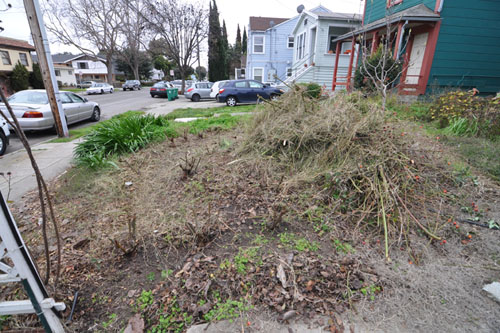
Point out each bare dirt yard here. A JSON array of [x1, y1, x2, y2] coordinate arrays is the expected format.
[[1, 91, 499, 332]]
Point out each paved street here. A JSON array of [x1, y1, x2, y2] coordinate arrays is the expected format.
[[4, 89, 219, 155]]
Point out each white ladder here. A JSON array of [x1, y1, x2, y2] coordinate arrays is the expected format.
[[0, 190, 65, 332]]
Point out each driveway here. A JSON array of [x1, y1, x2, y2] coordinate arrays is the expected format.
[[3, 89, 220, 155]]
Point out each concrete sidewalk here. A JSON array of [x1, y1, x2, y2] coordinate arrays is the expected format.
[[0, 140, 78, 203]]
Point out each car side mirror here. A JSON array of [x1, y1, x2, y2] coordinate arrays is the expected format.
[[263, 84, 269, 88], [83, 97, 88, 102]]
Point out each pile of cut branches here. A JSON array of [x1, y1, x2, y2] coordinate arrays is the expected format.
[[242, 88, 452, 258]]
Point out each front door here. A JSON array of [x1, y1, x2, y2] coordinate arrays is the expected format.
[[405, 32, 428, 87]]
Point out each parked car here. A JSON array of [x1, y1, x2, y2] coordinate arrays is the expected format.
[[0, 90, 101, 131], [218, 80, 284, 106], [77, 81, 96, 89], [171, 80, 194, 93], [0, 117, 10, 156], [150, 81, 175, 98], [122, 80, 141, 91], [86, 83, 114, 95], [185, 82, 214, 102], [210, 80, 229, 99]]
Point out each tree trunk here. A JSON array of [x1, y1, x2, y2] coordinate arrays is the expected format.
[[133, 62, 140, 80], [106, 55, 114, 84]]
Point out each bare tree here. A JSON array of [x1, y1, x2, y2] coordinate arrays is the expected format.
[[43, 0, 122, 83], [357, 20, 407, 111], [116, 0, 149, 80], [142, 0, 208, 93]]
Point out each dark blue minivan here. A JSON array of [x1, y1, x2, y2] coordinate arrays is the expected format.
[[218, 80, 284, 106]]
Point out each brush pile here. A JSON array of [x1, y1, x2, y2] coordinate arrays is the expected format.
[[242, 87, 452, 251]]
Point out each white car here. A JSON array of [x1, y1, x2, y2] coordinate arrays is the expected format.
[[86, 83, 114, 95], [0, 117, 10, 156], [0, 90, 101, 131], [210, 80, 229, 99]]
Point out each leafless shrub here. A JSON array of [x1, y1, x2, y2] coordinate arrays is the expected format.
[[179, 152, 201, 179]]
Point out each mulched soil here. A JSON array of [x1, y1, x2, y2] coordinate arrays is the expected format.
[[1, 127, 499, 332]]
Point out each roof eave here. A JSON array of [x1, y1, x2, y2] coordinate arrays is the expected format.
[[333, 16, 441, 43]]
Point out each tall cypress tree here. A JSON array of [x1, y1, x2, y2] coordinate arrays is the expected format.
[[208, 0, 223, 82], [221, 20, 229, 79], [242, 27, 247, 55], [235, 24, 242, 55]]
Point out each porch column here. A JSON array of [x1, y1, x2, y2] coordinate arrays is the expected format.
[[346, 36, 356, 92], [331, 41, 342, 91], [393, 22, 404, 60], [371, 31, 379, 54]]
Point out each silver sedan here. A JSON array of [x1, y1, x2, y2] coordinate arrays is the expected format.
[[0, 90, 101, 131]]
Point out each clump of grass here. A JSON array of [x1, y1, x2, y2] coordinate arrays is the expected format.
[[241, 89, 452, 258], [74, 114, 175, 168]]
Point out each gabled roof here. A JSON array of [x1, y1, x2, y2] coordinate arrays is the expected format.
[[292, 7, 362, 35], [310, 5, 333, 14], [333, 4, 440, 42], [0, 36, 35, 51], [64, 54, 106, 63], [32, 53, 77, 64], [249, 17, 289, 31]]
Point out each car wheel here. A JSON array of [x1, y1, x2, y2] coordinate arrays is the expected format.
[[192, 94, 201, 102], [110, 89, 113, 94], [90, 106, 100, 122], [270, 94, 279, 101], [151, 94, 155, 98], [0, 131, 7, 156], [101, 89, 104, 94], [226, 96, 237, 107], [138, 87, 141, 90]]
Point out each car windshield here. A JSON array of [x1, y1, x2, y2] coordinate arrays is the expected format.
[[153, 83, 165, 88], [8, 91, 48, 104], [125, 80, 135, 84], [94, 83, 104, 87]]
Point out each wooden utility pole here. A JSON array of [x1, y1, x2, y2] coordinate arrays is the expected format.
[[23, 0, 68, 137]]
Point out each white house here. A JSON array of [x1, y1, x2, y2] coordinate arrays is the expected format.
[[284, 6, 361, 90], [53, 64, 77, 86]]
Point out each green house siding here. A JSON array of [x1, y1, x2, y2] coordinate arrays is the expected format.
[[364, 0, 436, 24], [428, 0, 500, 93]]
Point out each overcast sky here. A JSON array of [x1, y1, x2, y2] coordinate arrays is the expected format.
[[0, 0, 363, 64]]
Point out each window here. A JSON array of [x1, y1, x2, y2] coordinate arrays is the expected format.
[[267, 69, 276, 81], [69, 93, 84, 103], [60, 93, 72, 104], [253, 68, 263, 82], [234, 81, 247, 88], [253, 35, 264, 54], [68, 70, 73, 75], [1, 51, 11, 65], [327, 27, 352, 54], [55, 69, 61, 77], [249, 81, 263, 88], [77, 62, 88, 69], [19, 53, 28, 66], [287, 36, 294, 49], [295, 32, 306, 60], [286, 67, 292, 77], [387, 0, 403, 7]]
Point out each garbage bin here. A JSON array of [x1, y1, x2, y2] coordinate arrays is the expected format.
[[167, 88, 178, 101]]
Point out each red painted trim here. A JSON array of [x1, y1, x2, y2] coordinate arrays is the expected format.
[[398, 34, 414, 94], [346, 37, 356, 91], [332, 41, 342, 91], [434, 0, 442, 13], [418, 21, 441, 94], [398, 22, 441, 95], [371, 31, 379, 55], [387, 0, 403, 9], [393, 22, 404, 60]]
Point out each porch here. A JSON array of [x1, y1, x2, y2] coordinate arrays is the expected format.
[[331, 4, 441, 95]]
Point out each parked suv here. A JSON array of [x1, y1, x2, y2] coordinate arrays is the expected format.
[[184, 82, 214, 102], [77, 81, 96, 89], [218, 80, 284, 106], [0, 117, 10, 156], [122, 80, 141, 91]]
